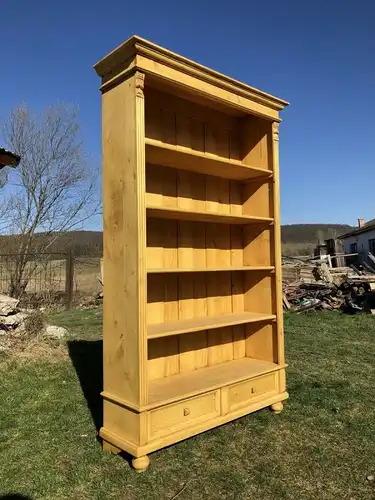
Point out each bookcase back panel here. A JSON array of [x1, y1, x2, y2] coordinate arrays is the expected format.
[[146, 164, 244, 215], [147, 272, 274, 323], [148, 326, 247, 381], [145, 88, 241, 161], [147, 218, 247, 270], [147, 320, 276, 381], [147, 272, 240, 325], [147, 218, 272, 270]]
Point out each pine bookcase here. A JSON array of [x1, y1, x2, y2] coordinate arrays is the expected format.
[[94, 36, 289, 472]]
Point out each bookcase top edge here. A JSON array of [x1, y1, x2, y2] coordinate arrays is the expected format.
[[93, 35, 289, 112]]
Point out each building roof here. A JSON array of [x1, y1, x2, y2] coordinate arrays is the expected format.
[[339, 218, 375, 239], [0, 147, 20, 169]]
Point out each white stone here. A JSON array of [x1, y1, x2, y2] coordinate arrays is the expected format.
[[0, 294, 19, 316], [44, 325, 68, 339], [0, 312, 27, 328]]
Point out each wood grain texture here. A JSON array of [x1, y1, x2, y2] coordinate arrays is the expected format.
[[148, 390, 220, 439], [244, 273, 275, 315], [271, 121, 286, 378], [245, 322, 278, 363], [241, 115, 272, 170], [102, 71, 147, 408]]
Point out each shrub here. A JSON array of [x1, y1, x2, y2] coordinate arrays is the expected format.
[[24, 311, 46, 338]]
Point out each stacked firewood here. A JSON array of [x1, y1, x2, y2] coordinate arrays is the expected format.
[[283, 261, 375, 313]]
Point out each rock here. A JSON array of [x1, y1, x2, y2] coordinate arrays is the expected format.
[[367, 475, 374, 482], [0, 312, 27, 329], [44, 325, 68, 340], [0, 295, 19, 316]]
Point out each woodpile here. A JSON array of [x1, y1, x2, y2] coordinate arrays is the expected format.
[[283, 257, 375, 314]]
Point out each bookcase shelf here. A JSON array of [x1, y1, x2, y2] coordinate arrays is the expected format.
[[148, 311, 276, 340], [148, 357, 282, 407], [147, 266, 275, 274], [96, 35, 288, 470], [145, 138, 272, 181], [146, 205, 273, 225]]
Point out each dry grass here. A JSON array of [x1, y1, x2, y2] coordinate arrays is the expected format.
[[5, 338, 68, 362]]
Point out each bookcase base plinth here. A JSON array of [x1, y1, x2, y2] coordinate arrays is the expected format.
[[100, 370, 288, 460]]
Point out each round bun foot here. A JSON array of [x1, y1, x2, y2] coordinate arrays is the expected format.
[[132, 455, 150, 473], [271, 402, 283, 414]]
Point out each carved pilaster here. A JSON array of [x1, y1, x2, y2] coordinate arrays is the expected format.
[[272, 122, 279, 142], [135, 71, 145, 98]]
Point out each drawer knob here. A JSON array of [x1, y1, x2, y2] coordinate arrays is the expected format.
[[251, 388, 256, 394], [183, 408, 190, 416]]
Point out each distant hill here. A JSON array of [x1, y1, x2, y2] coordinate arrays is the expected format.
[[281, 224, 354, 256], [281, 224, 353, 244], [0, 231, 103, 257], [0, 224, 355, 258]]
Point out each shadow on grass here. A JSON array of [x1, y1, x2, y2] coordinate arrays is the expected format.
[[1, 496, 33, 499], [67, 340, 134, 467], [67, 340, 103, 431]]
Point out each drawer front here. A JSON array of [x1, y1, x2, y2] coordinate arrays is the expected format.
[[149, 391, 220, 440], [227, 373, 277, 413]]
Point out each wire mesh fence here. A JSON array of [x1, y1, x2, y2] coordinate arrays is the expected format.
[[73, 256, 102, 300], [0, 252, 102, 308]]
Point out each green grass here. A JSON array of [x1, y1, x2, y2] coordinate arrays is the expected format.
[[1, 310, 375, 499]]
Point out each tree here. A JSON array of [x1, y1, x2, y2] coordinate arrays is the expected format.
[[1, 103, 101, 297]]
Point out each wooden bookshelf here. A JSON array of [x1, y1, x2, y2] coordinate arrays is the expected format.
[[148, 311, 276, 339], [95, 35, 289, 472]]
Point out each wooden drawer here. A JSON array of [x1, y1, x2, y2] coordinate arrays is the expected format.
[[226, 373, 277, 413], [148, 390, 220, 439]]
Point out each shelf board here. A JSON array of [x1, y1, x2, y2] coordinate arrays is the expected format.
[[148, 357, 282, 407], [147, 266, 275, 274], [148, 311, 275, 340], [146, 205, 273, 225], [145, 138, 272, 181]]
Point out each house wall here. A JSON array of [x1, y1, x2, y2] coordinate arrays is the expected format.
[[343, 228, 375, 255]]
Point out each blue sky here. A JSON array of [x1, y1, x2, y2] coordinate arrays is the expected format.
[[2, 0, 375, 227]]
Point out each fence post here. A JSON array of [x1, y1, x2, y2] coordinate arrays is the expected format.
[[65, 249, 74, 310]]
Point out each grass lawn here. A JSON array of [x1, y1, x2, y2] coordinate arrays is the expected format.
[[1, 310, 375, 500]]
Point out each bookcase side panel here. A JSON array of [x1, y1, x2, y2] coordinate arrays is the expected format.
[[271, 122, 286, 375], [242, 180, 273, 219], [102, 72, 147, 407], [241, 115, 272, 170]]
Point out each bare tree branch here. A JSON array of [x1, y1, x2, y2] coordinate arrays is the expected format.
[[1, 103, 101, 297]]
